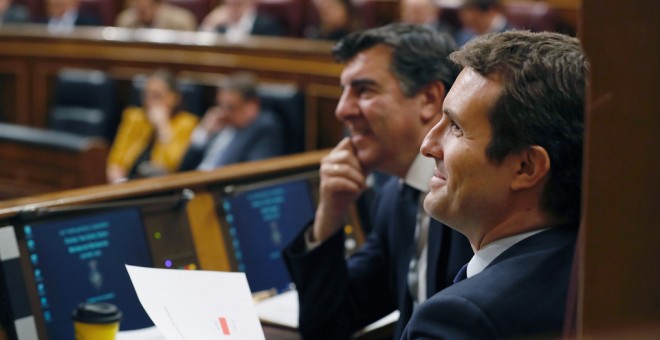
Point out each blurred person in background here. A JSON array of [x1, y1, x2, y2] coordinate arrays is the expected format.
[[179, 72, 284, 171], [0, 0, 29, 25], [455, 0, 511, 46], [400, 0, 454, 37], [199, 0, 283, 39], [305, 0, 360, 41], [116, 0, 197, 31], [43, 0, 101, 33], [107, 69, 198, 183]]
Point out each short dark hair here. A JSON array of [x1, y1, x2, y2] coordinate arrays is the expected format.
[[450, 30, 588, 222], [332, 23, 460, 97], [218, 72, 259, 102]]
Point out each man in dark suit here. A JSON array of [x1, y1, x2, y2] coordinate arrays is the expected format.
[[283, 24, 472, 339], [179, 72, 284, 172], [44, 0, 101, 33], [403, 30, 588, 339]]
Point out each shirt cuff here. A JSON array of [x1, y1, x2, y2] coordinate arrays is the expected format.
[[304, 227, 321, 251]]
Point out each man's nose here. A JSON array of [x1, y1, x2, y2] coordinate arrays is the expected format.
[[421, 123, 443, 159], [335, 89, 358, 121]]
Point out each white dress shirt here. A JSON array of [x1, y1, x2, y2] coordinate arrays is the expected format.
[[466, 228, 549, 278]]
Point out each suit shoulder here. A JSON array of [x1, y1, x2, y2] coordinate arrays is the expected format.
[[405, 293, 498, 339]]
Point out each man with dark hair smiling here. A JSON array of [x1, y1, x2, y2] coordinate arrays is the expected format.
[[284, 23, 472, 339], [403, 30, 588, 339]]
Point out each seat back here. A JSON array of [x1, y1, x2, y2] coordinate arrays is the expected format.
[[80, 0, 118, 26], [257, 84, 305, 154], [49, 68, 117, 142], [256, 0, 305, 37]]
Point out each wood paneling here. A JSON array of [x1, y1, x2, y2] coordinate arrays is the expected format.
[[0, 26, 344, 151], [579, 0, 660, 336]]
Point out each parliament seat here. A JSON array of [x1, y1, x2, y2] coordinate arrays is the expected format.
[[257, 0, 305, 37], [257, 83, 305, 154], [80, 0, 118, 26], [48, 68, 118, 142]]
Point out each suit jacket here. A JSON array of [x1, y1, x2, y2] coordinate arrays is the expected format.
[[217, 12, 284, 37], [283, 178, 473, 339], [179, 109, 284, 171], [402, 225, 578, 339]]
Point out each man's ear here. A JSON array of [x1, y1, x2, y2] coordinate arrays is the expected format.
[[419, 81, 446, 123], [510, 146, 551, 191]]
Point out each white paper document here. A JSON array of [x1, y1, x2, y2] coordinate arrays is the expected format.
[[254, 289, 298, 328], [125, 265, 265, 340]]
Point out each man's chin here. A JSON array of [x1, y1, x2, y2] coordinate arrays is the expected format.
[[354, 149, 378, 173]]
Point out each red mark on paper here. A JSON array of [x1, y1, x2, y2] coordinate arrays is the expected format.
[[219, 317, 230, 335]]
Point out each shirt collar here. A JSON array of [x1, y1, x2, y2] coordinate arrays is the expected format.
[[403, 154, 434, 193], [466, 228, 549, 278]]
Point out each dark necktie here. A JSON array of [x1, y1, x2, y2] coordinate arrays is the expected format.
[[401, 184, 423, 304], [453, 263, 469, 284]]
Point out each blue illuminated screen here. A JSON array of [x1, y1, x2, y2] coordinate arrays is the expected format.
[[222, 179, 315, 293], [22, 207, 153, 339]]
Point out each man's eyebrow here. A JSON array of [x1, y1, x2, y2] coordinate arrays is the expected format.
[[442, 108, 457, 121], [340, 78, 378, 88]]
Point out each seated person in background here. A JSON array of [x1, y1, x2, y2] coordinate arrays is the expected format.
[[403, 31, 587, 338], [0, 0, 29, 25], [399, 0, 454, 37], [304, 0, 360, 41], [116, 0, 197, 31], [42, 0, 101, 33], [199, 0, 283, 39], [178, 72, 284, 172], [455, 0, 512, 46], [107, 70, 198, 183]]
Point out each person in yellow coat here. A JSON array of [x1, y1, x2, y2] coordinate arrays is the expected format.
[[107, 70, 198, 183]]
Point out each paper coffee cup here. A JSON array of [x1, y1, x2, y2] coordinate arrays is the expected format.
[[72, 302, 122, 340]]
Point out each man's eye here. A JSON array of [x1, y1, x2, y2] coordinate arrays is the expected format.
[[450, 121, 463, 136], [356, 86, 373, 97]]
